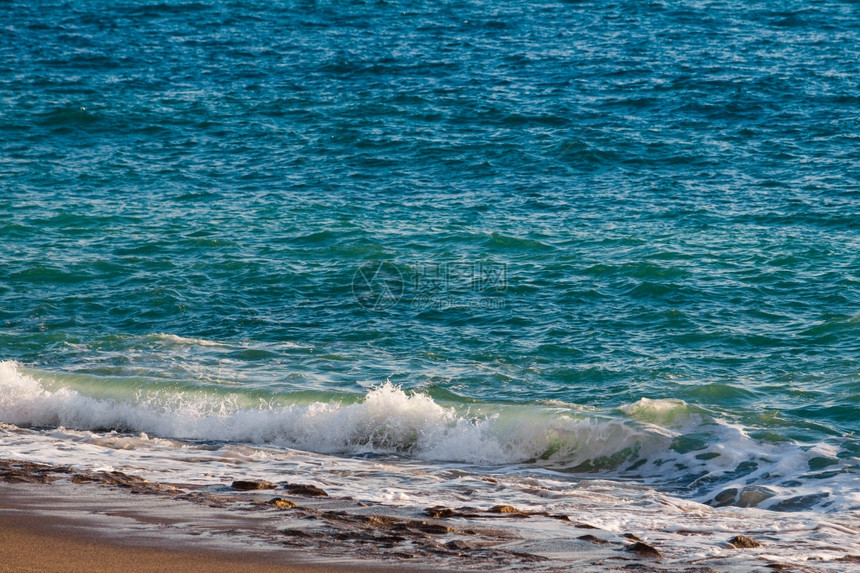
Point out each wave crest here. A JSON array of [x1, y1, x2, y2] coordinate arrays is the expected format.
[[0, 361, 658, 467]]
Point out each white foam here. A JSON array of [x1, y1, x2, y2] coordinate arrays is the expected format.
[[1, 361, 857, 515], [0, 362, 650, 466]]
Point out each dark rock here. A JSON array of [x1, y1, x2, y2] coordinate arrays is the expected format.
[[712, 488, 738, 507], [770, 493, 829, 511], [393, 552, 416, 559], [103, 471, 147, 488], [728, 535, 761, 548], [624, 533, 642, 541], [231, 480, 275, 491], [626, 541, 662, 558], [672, 530, 704, 536], [505, 551, 549, 562], [736, 486, 776, 508], [407, 520, 454, 535], [280, 528, 312, 537], [446, 539, 476, 551], [334, 531, 377, 543], [360, 515, 402, 528], [576, 523, 600, 529], [578, 534, 611, 544], [425, 506, 457, 518], [101, 471, 174, 493], [270, 497, 297, 509], [284, 483, 329, 497], [0, 460, 64, 484], [525, 509, 572, 521], [489, 504, 524, 514]]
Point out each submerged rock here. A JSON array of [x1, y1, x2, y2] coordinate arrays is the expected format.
[[280, 528, 313, 538], [626, 541, 662, 558], [712, 488, 738, 507], [736, 486, 776, 508], [445, 539, 476, 551], [770, 493, 829, 511], [578, 534, 611, 544], [713, 486, 779, 508]]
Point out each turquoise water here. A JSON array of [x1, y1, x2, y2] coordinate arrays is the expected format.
[[1, 0, 859, 518]]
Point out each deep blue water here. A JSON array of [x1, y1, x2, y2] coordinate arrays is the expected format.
[[1, 1, 859, 509]]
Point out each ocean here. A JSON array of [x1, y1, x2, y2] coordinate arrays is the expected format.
[[1, 0, 858, 569]]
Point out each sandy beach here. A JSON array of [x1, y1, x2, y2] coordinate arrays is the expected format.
[[0, 459, 508, 573], [0, 489, 444, 573], [0, 515, 381, 573], [0, 459, 449, 573], [0, 458, 627, 573]]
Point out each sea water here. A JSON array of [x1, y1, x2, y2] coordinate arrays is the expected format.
[[1, 0, 858, 568]]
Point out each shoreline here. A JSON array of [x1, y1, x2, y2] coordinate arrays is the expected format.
[[1, 457, 857, 572], [0, 468, 442, 573], [0, 458, 622, 572], [0, 459, 520, 573]]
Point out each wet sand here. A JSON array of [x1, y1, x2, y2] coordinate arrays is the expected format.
[[0, 514, 388, 573], [0, 460, 441, 573], [0, 459, 567, 571], [0, 460, 485, 573]]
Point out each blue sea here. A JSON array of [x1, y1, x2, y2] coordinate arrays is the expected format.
[[1, 0, 859, 568]]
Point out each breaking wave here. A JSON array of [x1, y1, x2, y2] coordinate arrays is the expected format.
[[0, 361, 856, 512]]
